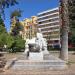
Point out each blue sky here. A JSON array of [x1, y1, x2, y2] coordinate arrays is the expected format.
[[4, 0, 59, 32]]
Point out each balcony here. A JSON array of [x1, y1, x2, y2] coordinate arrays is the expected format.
[[38, 16, 59, 22], [42, 29, 60, 33], [38, 12, 59, 19], [40, 25, 60, 30], [38, 21, 59, 26], [37, 7, 59, 15]]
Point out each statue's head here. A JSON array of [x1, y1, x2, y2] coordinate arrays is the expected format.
[[36, 28, 43, 39], [37, 28, 41, 33]]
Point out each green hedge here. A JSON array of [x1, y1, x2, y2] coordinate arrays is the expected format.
[[68, 48, 75, 51], [48, 46, 75, 51], [47, 46, 60, 51]]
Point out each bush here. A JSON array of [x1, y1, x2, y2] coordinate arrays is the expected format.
[[68, 48, 75, 51], [6, 34, 14, 48], [47, 46, 60, 51], [0, 33, 8, 48], [8, 36, 25, 53]]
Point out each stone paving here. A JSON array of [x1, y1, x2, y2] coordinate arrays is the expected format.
[[0, 68, 75, 75], [0, 61, 75, 75], [0, 52, 75, 75]]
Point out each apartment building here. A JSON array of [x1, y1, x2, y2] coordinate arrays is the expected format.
[[37, 7, 61, 48], [20, 16, 38, 40]]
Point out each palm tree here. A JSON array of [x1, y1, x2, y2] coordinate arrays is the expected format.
[[59, 0, 69, 61], [68, 0, 75, 48], [0, 0, 18, 70], [10, 9, 21, 19], [10, 9, 23, 36], [0, 0, 18, 18]]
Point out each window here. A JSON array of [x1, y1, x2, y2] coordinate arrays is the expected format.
[[39, 22, 42, 24]]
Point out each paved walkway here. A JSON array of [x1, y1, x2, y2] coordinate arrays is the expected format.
[[0, 64, 75, 75], [0, 52, 75, 75]]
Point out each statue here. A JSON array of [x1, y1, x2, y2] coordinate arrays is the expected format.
[[5, 28, 66, 70], [24, 28, 49, 58]]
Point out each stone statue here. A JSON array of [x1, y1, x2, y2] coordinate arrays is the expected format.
[[24, 28, 49, 58], [5, 28, 66, 70]]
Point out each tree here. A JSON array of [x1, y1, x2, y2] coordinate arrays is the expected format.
[[6, 34, 14, 49], [8, 35, 25, 53], [0, 0, 18, 68], [59, 0, 69, 61], [10, 9, 21, 19], [0, 34, 7, 47], [11, 19, 23, 36], [0, 15, 13, 49], [14, 36, 25, 51], [9, 9, 25, 52], [0, 15, 6, 33], [0, 0, 19, 47], [10, 9, 23, 36], [68, 0, 75, 48], [0, 15, 7, 48], [0, 0, 18, 18]]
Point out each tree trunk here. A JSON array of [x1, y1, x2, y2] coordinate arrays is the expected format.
[[60, 26, 68, 61], [59, 0, 69, 61]]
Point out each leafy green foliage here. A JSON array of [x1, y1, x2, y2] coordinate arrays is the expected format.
[[8, 36, 25, 53], [0, 0, 18, 18], [11, 21, 23, 36], [10, 9, 23, 36], [0, 23, 25, 52], [0, 0, 18, 8], [0, 33, 7, 47], [10, 9, 22, 19], [9, 6, 24, 52], [0, 0, 25, 52], [6, 34, 14, 48], [14, 36, 25, 50], [68, 0, 75, 28], [68, 0, 75, 47], [0, 15, 7, 47], [0, 15, 6, 33]]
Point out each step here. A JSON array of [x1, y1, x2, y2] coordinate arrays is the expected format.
[[11, 59, 66, 70]]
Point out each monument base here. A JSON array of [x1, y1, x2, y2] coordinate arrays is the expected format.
[[6, 54, 67, 70], [29, 52, 43, 60]]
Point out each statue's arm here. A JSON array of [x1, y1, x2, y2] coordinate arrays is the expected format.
[[24, 40, 29, 54], [42, 38, 47, 50]]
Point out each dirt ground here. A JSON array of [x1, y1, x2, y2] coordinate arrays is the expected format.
[[0, 52, 75, 75]]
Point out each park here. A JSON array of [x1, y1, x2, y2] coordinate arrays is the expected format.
[[0, 0, 75, 75]]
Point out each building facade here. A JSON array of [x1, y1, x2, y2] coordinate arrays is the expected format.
[[20, 16, 38, 40], [37, 7, 61, 48]]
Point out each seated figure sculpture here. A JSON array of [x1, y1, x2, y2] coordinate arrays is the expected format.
[[24, 29, 49, 58]]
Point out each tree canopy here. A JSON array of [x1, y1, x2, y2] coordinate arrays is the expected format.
[[10, 9, 22, 19], [0, 15, 7, 47], [68, 0, 75, 47], [10, 9, 23, 36], [0, 0, 18, 18]]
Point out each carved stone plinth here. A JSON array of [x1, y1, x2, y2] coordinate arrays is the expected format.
[[29, 52, 43, 60]]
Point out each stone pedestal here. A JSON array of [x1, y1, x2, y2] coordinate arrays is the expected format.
[[29, 52, 43, 60], [10, 54, 66, 70]]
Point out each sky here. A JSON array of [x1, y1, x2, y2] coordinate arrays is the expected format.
[[4, 0, 59, 32]]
